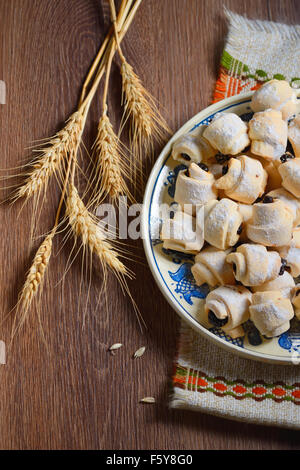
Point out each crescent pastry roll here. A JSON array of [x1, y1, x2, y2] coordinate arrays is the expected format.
[[248, 109, 288, 161], [174, 163, 218, 215], [205, 285, 252, 338], [266, 188, 300, 226], [246, 199, 293, 247], [214, 155, 267, 204], [203, 112, 250, 155], [249, 291, 294, 337], [278, 158, 300, 198], [252, 272, 295, 299], [291, 286, 300, 320], [203, 198, 243, 250], [226, 244, 281, 286], [288, 115, 300, 158], [171, 131, 215, 164], [160, 210, 204, 254], [251, 79, 298, 121], [191, 246, 235, 287], [278, 228, 300, 277]]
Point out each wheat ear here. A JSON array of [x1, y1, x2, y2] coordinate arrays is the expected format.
[[13, 232, 54, 337], [92, 111, 131, 205], [66, 183, 127, 275], [13, 110, 84, 202], [121, 61, 170, 161]]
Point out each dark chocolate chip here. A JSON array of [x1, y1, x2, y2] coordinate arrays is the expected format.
[[237, 223, 243, 235], [169, 210, 175, 219], [242, 320, 254, 333], [280, 152, 295, 163], [181, 153, 191, 161], [279, 258, 290, 275], [215, 152, 229, 164], [279, 265, 285, 276], [296, 289, 300, 296], [198, 162, 209, 172], [232, 241, 243, 252], [248, 328, 263, 346], [240, 112, 254, 122], [222, 164, 229, 175], [279, 259, 287, 275], [263, 195, 273, 204], [208, 310, 228, 328], [255, 196, 264, 203], [286, 140, 295, 156]]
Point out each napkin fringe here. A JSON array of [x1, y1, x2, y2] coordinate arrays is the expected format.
[[170, 386, 300, 430], [224, 8, 300, 39]]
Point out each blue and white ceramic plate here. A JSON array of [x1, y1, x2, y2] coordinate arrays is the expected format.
[[142, 91, 300, 365]]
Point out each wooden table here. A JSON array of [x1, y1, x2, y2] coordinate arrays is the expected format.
[[0, 0, 299, 450]]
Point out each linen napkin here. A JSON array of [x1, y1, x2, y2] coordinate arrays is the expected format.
[[170, 10, 300, 430]]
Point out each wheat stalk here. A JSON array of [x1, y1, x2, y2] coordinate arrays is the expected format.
[[79, 0, 134, 106], [13, 111, 84, 202], [66, 183, 127, 275], [13, 232, 54, 337]]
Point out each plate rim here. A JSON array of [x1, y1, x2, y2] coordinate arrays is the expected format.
[[141, 91, 298, 365]]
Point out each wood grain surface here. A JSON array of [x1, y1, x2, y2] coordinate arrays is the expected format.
[[0, 0, 300, 450]]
